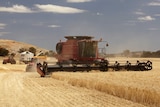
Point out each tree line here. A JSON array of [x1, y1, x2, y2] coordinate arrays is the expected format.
[[141, 50, 160, 58], [1, 47, 160, 58], [0, 47, 56, 57], [108, 50, 160, 58], [123, 50, 160, 58]]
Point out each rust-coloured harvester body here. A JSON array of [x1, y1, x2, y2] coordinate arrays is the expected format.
[[56, 36, 100, 64], [37, 36, 152, 77]]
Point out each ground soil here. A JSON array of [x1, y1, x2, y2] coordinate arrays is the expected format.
[[0, 57, 158, 107]]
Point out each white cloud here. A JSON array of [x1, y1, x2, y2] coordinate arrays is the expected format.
[[96, 12, 103, 16], [134, 11, 145, 15], [0, 23, 7, 29], [0, 5, 34, 13], [154, 14, 160, 16], [48, 25, 60, 28], [148, 28, 158, 31], [148, 2, 160, 6], [67, 0, 93, 3], [0, 4, 86, 14], [138, 16, 155, 21], [35, 4, 86, 14]]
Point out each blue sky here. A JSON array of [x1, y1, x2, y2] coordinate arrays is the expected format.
[[0, 0, 160, 53]]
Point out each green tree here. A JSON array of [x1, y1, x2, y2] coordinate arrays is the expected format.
[[45, 50, 56, 57], [152, 50, 160, 57], [18, 48, 27, 53], [141, 51, 152, 57], [0, 48, 9, 56], [123, 50, 130, 57], [29, 47, 36, 56]]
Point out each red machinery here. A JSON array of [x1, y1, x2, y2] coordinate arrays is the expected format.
[[3, 53, 16, 64], [56, 36, 102, 64], [37, 36, 152, 77]]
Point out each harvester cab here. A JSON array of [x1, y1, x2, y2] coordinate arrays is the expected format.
[[55, 36, 103, 64]]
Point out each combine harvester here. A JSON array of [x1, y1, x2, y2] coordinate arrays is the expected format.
[[37, 36, 152, 77]]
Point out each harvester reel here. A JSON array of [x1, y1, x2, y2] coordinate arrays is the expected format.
[[145, 60, 152, 70], [114, 61, 120, 71], [99, 60, 109, 71], [125, 61, 131, 71]]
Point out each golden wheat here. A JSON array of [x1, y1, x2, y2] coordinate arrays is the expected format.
[[51, 58, 160, 107]]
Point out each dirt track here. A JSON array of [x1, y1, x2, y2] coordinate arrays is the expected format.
[[0, 70, 147, 107]]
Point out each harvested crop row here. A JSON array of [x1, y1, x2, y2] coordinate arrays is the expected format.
[[52, 71, 160, 107], [0, 72, 146, 107]]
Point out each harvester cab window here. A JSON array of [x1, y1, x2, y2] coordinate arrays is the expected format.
[[78, 41, 97, 58]]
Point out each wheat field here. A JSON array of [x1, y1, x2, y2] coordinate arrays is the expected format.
[[51, 58, 160, 107], [0, 57, 159, 107]]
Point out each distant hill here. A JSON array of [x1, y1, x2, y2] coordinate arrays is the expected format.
[[0, 39, 48, 54]]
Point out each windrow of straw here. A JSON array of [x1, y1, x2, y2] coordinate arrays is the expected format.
[[52, 72, 160, 107]]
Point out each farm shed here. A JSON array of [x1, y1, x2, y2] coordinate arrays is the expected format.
[[20, 51, 34, 64]]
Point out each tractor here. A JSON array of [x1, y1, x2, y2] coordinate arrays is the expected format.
[[3, 53, 16, 64]]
